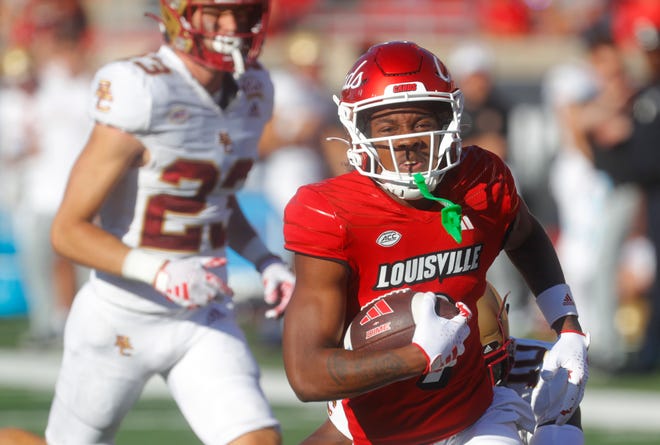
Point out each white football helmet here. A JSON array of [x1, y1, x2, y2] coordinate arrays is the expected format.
[[335, 41, 464, 200], [159, 0, 269, 75]]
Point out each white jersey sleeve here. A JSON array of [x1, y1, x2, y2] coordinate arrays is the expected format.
[[90, 59, 152, 132]]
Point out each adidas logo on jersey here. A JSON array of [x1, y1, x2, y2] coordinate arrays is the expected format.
[[376, 217, 473, 249], [460, 215, 474, 231]]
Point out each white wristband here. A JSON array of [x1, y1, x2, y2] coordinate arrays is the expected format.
[[536, 284, 579, 327], [121, 249, 167, 285]]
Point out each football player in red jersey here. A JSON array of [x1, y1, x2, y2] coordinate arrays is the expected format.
[[41, 1, 293, 444], [282, 41, 589, 444], [299, 283, 585, 444]]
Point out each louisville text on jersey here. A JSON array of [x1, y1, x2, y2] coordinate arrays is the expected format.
[[374, 244, 483, 290]]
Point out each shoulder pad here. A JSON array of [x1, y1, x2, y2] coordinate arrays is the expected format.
[[90, 58, 153, 132]]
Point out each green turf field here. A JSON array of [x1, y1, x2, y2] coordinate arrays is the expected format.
[[2, 385, 660, 445], [2, 314, 660, 445], [0, 385, 326, 444]]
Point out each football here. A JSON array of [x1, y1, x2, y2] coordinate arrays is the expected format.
[[344, 288, 460, 352]]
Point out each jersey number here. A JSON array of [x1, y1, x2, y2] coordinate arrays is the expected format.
[[140, 158, 252, 252], [416, 367, 452, 390], [133, 57, 171, 75]]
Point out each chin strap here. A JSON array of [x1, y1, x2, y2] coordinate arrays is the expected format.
[[230, 47, 245, 79], [413, 173, 462, 244]]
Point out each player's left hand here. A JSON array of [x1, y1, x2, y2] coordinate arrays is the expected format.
[[533, 331, 589, 426], [411, 292, 472, 373], [261, 262, 295, 319], [153, 256, 233, 309], [530, 367, 570, 427]]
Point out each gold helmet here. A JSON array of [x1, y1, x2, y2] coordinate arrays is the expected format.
[[477, 282, 513, 385], [159, 0, 269, 74]]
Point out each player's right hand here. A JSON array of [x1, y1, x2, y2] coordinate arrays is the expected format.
[[411, 292, 472, 373], [534, 331, 589, 425], [153, 257, 233, 309]]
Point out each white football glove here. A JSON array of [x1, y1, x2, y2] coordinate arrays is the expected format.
[[154, 257, 233, 309], [261, 262, 295, 319], [530, 367, 570, 427], [411, 292, 472, 373], [532, 331, 589, 426]]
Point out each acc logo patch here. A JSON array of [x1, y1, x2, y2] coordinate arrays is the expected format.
[[376, 230, 401, 247]]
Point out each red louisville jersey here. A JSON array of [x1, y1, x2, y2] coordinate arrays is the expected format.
[[283, 146, 520, 444]]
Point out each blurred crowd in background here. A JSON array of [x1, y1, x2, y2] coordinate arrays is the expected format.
[[1, 0, 660, 374]]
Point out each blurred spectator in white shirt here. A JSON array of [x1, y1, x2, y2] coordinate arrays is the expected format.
[[0, 0, 93, 345]]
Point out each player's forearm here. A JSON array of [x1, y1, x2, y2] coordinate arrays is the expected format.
[[505, 218, 586, 335], [226, 196, 259, 250], [505, 216, 565, 294], [51, 218, 129, 276], [286, 346, 425, 402], [552, 315, 583, 335], [225, 196, 280, 269]]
